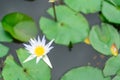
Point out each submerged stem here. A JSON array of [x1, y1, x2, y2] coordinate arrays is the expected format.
[[0, 59, 4, 71], [68, 42, 73, 51], [52, 2, 57, 22]]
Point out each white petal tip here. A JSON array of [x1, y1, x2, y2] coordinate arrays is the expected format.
[[23, 60, 27, 63], [43, 55, 53, 69], [49, 65, 53, 69]]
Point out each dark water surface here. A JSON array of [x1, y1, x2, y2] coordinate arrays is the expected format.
[[0, 0, 108, 80]]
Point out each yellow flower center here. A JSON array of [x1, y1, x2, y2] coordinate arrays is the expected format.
[[35, 46, 45, 57]]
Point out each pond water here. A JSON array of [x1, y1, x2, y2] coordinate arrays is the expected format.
[[0, 0, 108, 80]]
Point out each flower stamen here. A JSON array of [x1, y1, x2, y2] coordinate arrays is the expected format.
[[35, 46, 45, 57]]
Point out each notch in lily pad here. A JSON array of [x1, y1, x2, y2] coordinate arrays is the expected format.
[[0, 44, 9, 57], [2, 48, 51, 80], [64, 0, 102, 14], [1, 12, 38, 42], [61, 66, 110, 80], [90, 23, 119, 56], [0, 22, 13, 42], [40, 5, 89, 45]]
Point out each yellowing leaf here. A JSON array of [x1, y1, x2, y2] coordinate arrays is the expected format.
[[111, 44, 118, 56]]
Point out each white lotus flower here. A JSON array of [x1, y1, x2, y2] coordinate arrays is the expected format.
[[23, 36, 54, 68]]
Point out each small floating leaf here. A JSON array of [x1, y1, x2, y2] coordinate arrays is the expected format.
[[103, 54, 120, 76], [0, 44, 9, 57], [2, 48, 51, 80], [0, 22, 13, 42], [40, 5, 89, 45], [64, 0, 102, 14], [90, 23, 119, 55], [102, 1, 120, 24], [1, 12, 38, 42], [61, 66, 110, 80]]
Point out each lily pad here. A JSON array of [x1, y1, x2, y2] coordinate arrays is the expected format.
[[64, 0, 102, 14], [113, 75, 120, 80], [90, 23, 119, 55], [2, 48, 51, 80], [107, 0, 120, 7], [1, 12, 38, 42], [0, 22, 13, 42], [102, 1, 120, 24], [40, 5, 89, 45], [0, 44, 9, 57], [61, 66, 110, 80], [0, 74, 1, 77], [103, 54, 120, 76], [119, 34, 120, 48], [113, 0, 120, 6]]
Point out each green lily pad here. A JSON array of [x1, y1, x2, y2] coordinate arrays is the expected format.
[[0, 22, 13, 42], [1, 12, 38, 42], [113, 75, 120, 80], [107, 0, 120, 7], [119, 34, 120, 48], [90, 23, 119, 55], [64, 0, 102, 14], [40, 5, 89, 45], [113, 0, 120, 6], [0, 44, 9, 57], [2, 48, 51, 80], [103, 54, 120, 76], [0, 74, 1, 77], [61, 66, 110, 80], [102, 1, 120, 24], [0, 73, 2, 79]]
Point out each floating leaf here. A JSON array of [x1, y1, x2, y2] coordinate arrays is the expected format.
[[61, 66, 110, 80], [40, 5, 89, 45], [103, 54, 120, 76], [102, 1, 120, 24], [64, 0, 102, 14], [0, 22, 13, 42], [0, 73, 2, 78], [112, 75, 120, 80], [1, 12, 38, 42], [107, 0, 120, 7], [113, 0, 120, 6], [2, 48, 51, 80], [90, 23, 119, 55], [119, 34, 120, 48], [0, 44, 9, 57]]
